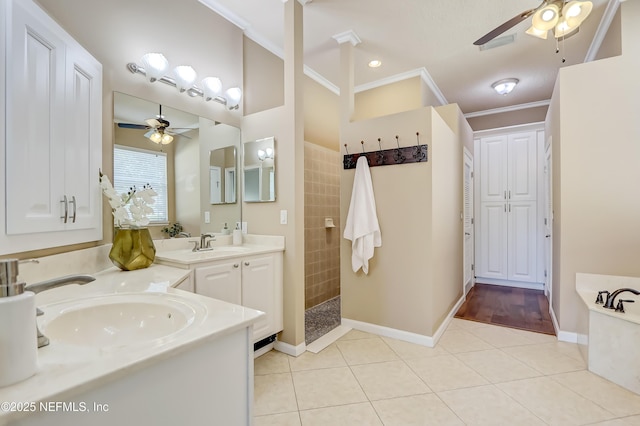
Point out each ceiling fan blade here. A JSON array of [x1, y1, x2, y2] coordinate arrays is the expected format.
[[473, 7, 537, 46], [118, 123, 150, 130], [145, 118, 162, 127]]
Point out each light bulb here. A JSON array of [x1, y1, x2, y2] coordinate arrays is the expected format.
[[140, 53, 168, 83], [149, 131, 162, 144], [173, 66, 197, 93], [161, 133, 174, 145], [225, 87, 242, 109], [257, 149, 266, 161], [202, 77, 222, 101]]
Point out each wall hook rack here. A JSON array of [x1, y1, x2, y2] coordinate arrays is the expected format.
[[342, 133, 428, 170]]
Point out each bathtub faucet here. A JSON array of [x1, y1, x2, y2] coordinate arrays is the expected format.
[[603, 288, 640, 310]]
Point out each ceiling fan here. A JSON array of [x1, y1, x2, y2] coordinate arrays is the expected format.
[[117, 105, 195, 145], [473, 0, 593, 46]]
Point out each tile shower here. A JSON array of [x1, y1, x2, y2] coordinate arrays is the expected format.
[[304, 142, 341, 344]]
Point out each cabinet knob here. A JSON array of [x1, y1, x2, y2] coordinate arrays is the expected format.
[[244, 262, 250, 266], [233, 264, 239, 268]]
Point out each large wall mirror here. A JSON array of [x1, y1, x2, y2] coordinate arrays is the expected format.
[[243, 137, 276, 202], [113, 92, 241, 237]]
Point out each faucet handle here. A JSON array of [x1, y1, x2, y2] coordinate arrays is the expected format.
[[596, 291, 609, 304], [615, 299, 635, 313]]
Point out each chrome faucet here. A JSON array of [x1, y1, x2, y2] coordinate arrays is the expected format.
[[603, 288, 640, 310], [25, 274, 95, 348], [191, 233, 216, 252]]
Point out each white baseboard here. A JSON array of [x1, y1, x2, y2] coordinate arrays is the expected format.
[[342, 294, 466, 348], [550, 304, 578, 343], [306, 325, 352, 354], [274, 340, 306, 357]]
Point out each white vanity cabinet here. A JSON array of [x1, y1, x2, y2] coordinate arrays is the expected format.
[[194, 252, 283, 342], [0, 0, 102, 255]]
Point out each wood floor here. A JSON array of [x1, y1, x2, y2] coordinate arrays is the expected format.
[[454, 283, 556, 335]]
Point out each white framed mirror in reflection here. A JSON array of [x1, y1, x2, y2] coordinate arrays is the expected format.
[[113, 92, 241, 237], [243, 137, 276, 203]]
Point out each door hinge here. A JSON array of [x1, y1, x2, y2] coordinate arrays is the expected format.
[[471, 264, 475, 271], [544, 218, 547, 225], [470, 171, 474, 179], [544, 269, 547, 277], [471, 218, 474, 225]]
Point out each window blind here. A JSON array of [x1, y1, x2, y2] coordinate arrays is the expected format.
[[113, 145, 168, 224]]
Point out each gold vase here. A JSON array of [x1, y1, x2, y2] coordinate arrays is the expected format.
[[109, 228, 156, 271]]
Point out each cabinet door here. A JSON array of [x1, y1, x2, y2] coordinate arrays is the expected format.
[[6, 0, 66, 234], [507, 132, 537, 202], [194, 261, 241, 304], [477, 202, 508, 280], [242, 255, 276, 341], [507, 200, 538, 282], [64, 44, 102, 231], [479, 135, 508, 203]]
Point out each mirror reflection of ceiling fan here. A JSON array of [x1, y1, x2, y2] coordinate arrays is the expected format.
[[473, 0, 593, 46], [117, 104, 196, 145]]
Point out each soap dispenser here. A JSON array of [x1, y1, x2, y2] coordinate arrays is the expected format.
[[0, 259, 37, 387], [221, 222, 230, 235], [232, 223, 242, 245]]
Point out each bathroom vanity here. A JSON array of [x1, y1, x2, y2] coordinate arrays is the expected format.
[[0, 261, 263, 425], [155, 234, 285, 344]]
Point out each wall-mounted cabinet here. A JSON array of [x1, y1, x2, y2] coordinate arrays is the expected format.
[[476, 131, 541, 285], [1, 0, 102, 254]]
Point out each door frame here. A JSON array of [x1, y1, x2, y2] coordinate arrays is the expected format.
[[543, 141, 553, 306], [463, 147, 475, 296]]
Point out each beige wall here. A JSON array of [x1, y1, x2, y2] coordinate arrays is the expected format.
[[547, 0, 640, 334], [340, 107, 462, 336], [353, 77, 423, 121], [304, 78, 340, 150], [243, 37, 285, 115], [435, 103, 474, 154], [304, 142, 341, 309]]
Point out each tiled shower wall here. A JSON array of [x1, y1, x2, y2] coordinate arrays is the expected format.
[[304, 142, 341, 310]]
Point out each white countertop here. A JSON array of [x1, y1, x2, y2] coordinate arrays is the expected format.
[[0, 264, 263, 421], [155, 243, 284, 267], [576, 272, 640, 324]]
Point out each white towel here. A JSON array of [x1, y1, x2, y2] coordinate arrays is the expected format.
[[343, 156, 382, 274]]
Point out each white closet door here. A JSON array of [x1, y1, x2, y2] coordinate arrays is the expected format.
[[508, 132, 537, 202], [507, 200, 538, 282], [479, 135, 508, 203], [478, 202, 508, 280]]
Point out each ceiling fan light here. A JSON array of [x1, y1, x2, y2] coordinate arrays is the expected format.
[[161, 133, 174, 145], [532, 4, 559, 31], [554, 17, 580, 38], [563, 0, 593, 27], [526, 25, 548, 40], [225, 87, 242, 109], [149, 131, 163, 144], [140, 53, 168, 83], [202, 77, 222, 101], [491, 78, 519, 95], [173, 66, 197, 93]]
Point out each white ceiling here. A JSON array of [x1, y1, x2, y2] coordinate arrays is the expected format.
[[199, 0, 614, 116]]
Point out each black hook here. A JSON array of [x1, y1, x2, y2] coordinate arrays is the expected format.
[[344, 143, 349, 155], [361, 141, 365, 153]]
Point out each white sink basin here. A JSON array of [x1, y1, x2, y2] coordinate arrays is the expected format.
[[40, 293, 202, 349]]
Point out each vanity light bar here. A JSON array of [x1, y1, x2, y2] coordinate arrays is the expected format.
[[126, 62, 240, 110]]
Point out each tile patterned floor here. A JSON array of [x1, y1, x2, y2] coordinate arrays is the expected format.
[[254, 318, 640, 426]]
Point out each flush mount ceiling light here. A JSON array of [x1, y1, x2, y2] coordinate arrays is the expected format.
[[491, 78, 519, 95], [127, 53, 242, 110], [368, 60, 382, 68]]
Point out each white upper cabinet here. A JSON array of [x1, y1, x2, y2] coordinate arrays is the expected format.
[[1, 0, 102, 254]]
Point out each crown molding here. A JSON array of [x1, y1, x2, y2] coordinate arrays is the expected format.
[[304, 66, 340, 94], [198, 0, 250, 29], [353, 67, 448, 106], [584, 0, 621, 62], [464, 99, 551, 118], [332, 30, 362, 46]]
